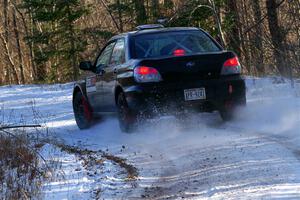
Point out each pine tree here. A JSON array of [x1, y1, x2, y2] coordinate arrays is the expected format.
[[20, 0, 88, 82]]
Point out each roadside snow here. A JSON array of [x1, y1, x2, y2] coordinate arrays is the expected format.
[[39, 144, 94, 200], [1, 77, 300, 199]]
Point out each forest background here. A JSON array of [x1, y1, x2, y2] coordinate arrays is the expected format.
[[0, 0, 299, 84]]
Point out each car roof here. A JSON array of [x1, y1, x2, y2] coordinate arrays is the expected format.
[[110, 27, 201, 41], [131, 27, 199, 35]]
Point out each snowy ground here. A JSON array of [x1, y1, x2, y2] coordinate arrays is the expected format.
[[1, 77, 300, 199]]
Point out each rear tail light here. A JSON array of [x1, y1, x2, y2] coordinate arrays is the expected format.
[[173, 49, 185, 56], [134, 66, 162, 83], [221, 56, 241, 75]]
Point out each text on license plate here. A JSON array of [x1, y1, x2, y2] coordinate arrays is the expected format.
[[184, 88, 206, 101]]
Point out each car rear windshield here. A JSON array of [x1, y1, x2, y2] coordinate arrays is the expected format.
[[132, 30, 221, 59]]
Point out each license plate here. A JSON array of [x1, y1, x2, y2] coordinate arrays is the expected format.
[[184, 88, 206, 101]]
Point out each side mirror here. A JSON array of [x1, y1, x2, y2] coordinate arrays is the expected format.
[[79, 61, 92, 71]]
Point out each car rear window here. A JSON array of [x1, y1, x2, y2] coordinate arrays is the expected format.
[[132, 30, 221, 59]]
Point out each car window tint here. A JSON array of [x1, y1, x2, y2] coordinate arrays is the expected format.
[[133, 31, 221, 59], [96, 42, 116, 67], [110, 39, 125, 65]]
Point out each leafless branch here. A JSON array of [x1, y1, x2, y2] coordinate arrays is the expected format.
[[98, 0, 121, 33], [0, 125, 42, 130], [243, 0, 286, 35]]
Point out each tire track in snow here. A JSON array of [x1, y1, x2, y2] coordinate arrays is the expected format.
[[218, 124, 300, 161], [137, 121, 300, 199]]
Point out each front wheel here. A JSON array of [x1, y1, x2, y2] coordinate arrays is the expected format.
[[117, 93, 138, 133], [73, 92, 93, 129]]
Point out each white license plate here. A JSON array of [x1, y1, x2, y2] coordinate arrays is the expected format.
[[184, 88, 206, 101]]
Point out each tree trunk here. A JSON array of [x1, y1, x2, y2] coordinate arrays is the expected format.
[[3, 0, 11, 84], [116, 0, 123, 32], [13, 8, 25, 84], [209, 0, 226, 48], [134, 0, 147, 25], [240, 0, 252, 73], [31, 17, 46, 82], [12, 2, 37, 81], [226, 0, 241, 55], [2, 0, 19, 84], [266, 0, 287, 76], [0, 33, 20, 84], [67, 5, 78, 81], [251, 0, 264, 75], [151, 0, 159, 22], [28, 12, 37, 81]]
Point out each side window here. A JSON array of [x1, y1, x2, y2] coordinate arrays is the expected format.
[[96, 42, 116, 67], [109, 39, 125, 65]]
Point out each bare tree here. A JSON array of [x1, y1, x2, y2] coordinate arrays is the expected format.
[[226, 0, 241, 53], [189, 0, 226, 47], [12, 1, 37, 81], [0, 32, 19, 84], [250, 0, 264, 74], [0, 0, 299, 85], [1, 0, 19, 84], [0, 0, 19, 84], [266, 0, 287, 76], [13, 8, 25, 84], [99, 0, 122, 32]]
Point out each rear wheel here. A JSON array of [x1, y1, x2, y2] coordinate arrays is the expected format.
[[219, 108, 234, 121], [117, 93, 138, 133], [219, 98, 246, 121], [73, 92, 93, 129]]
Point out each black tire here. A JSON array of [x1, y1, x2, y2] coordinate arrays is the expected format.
[[73, 92, 93, 129], [219, 108, 234, 121], [220, 97, 246, 121], [117, 93, 137, 133]]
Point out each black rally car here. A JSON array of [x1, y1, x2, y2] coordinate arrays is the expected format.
[[73, 25, 246, 132]]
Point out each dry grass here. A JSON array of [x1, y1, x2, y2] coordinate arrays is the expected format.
[[0, 131, 46, 199]]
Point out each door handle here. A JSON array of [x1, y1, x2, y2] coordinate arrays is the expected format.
[[98, 69, 105, 75], [113, 68, 117, 74], [95, 67, 105, 75]]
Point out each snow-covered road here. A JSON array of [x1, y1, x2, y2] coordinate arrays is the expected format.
[[1, 77, 300, 199]]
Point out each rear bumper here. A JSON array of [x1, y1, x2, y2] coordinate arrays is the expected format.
[[124, 76, 246, 115]]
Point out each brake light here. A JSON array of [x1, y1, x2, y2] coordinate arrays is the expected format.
[[221, 56, 241, 75], [173, 49, 185, 56], [134, 66, 162, 83]]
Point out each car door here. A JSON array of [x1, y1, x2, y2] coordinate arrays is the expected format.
[[100, 38, 126, 111], [86, 41, 116, 112]]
